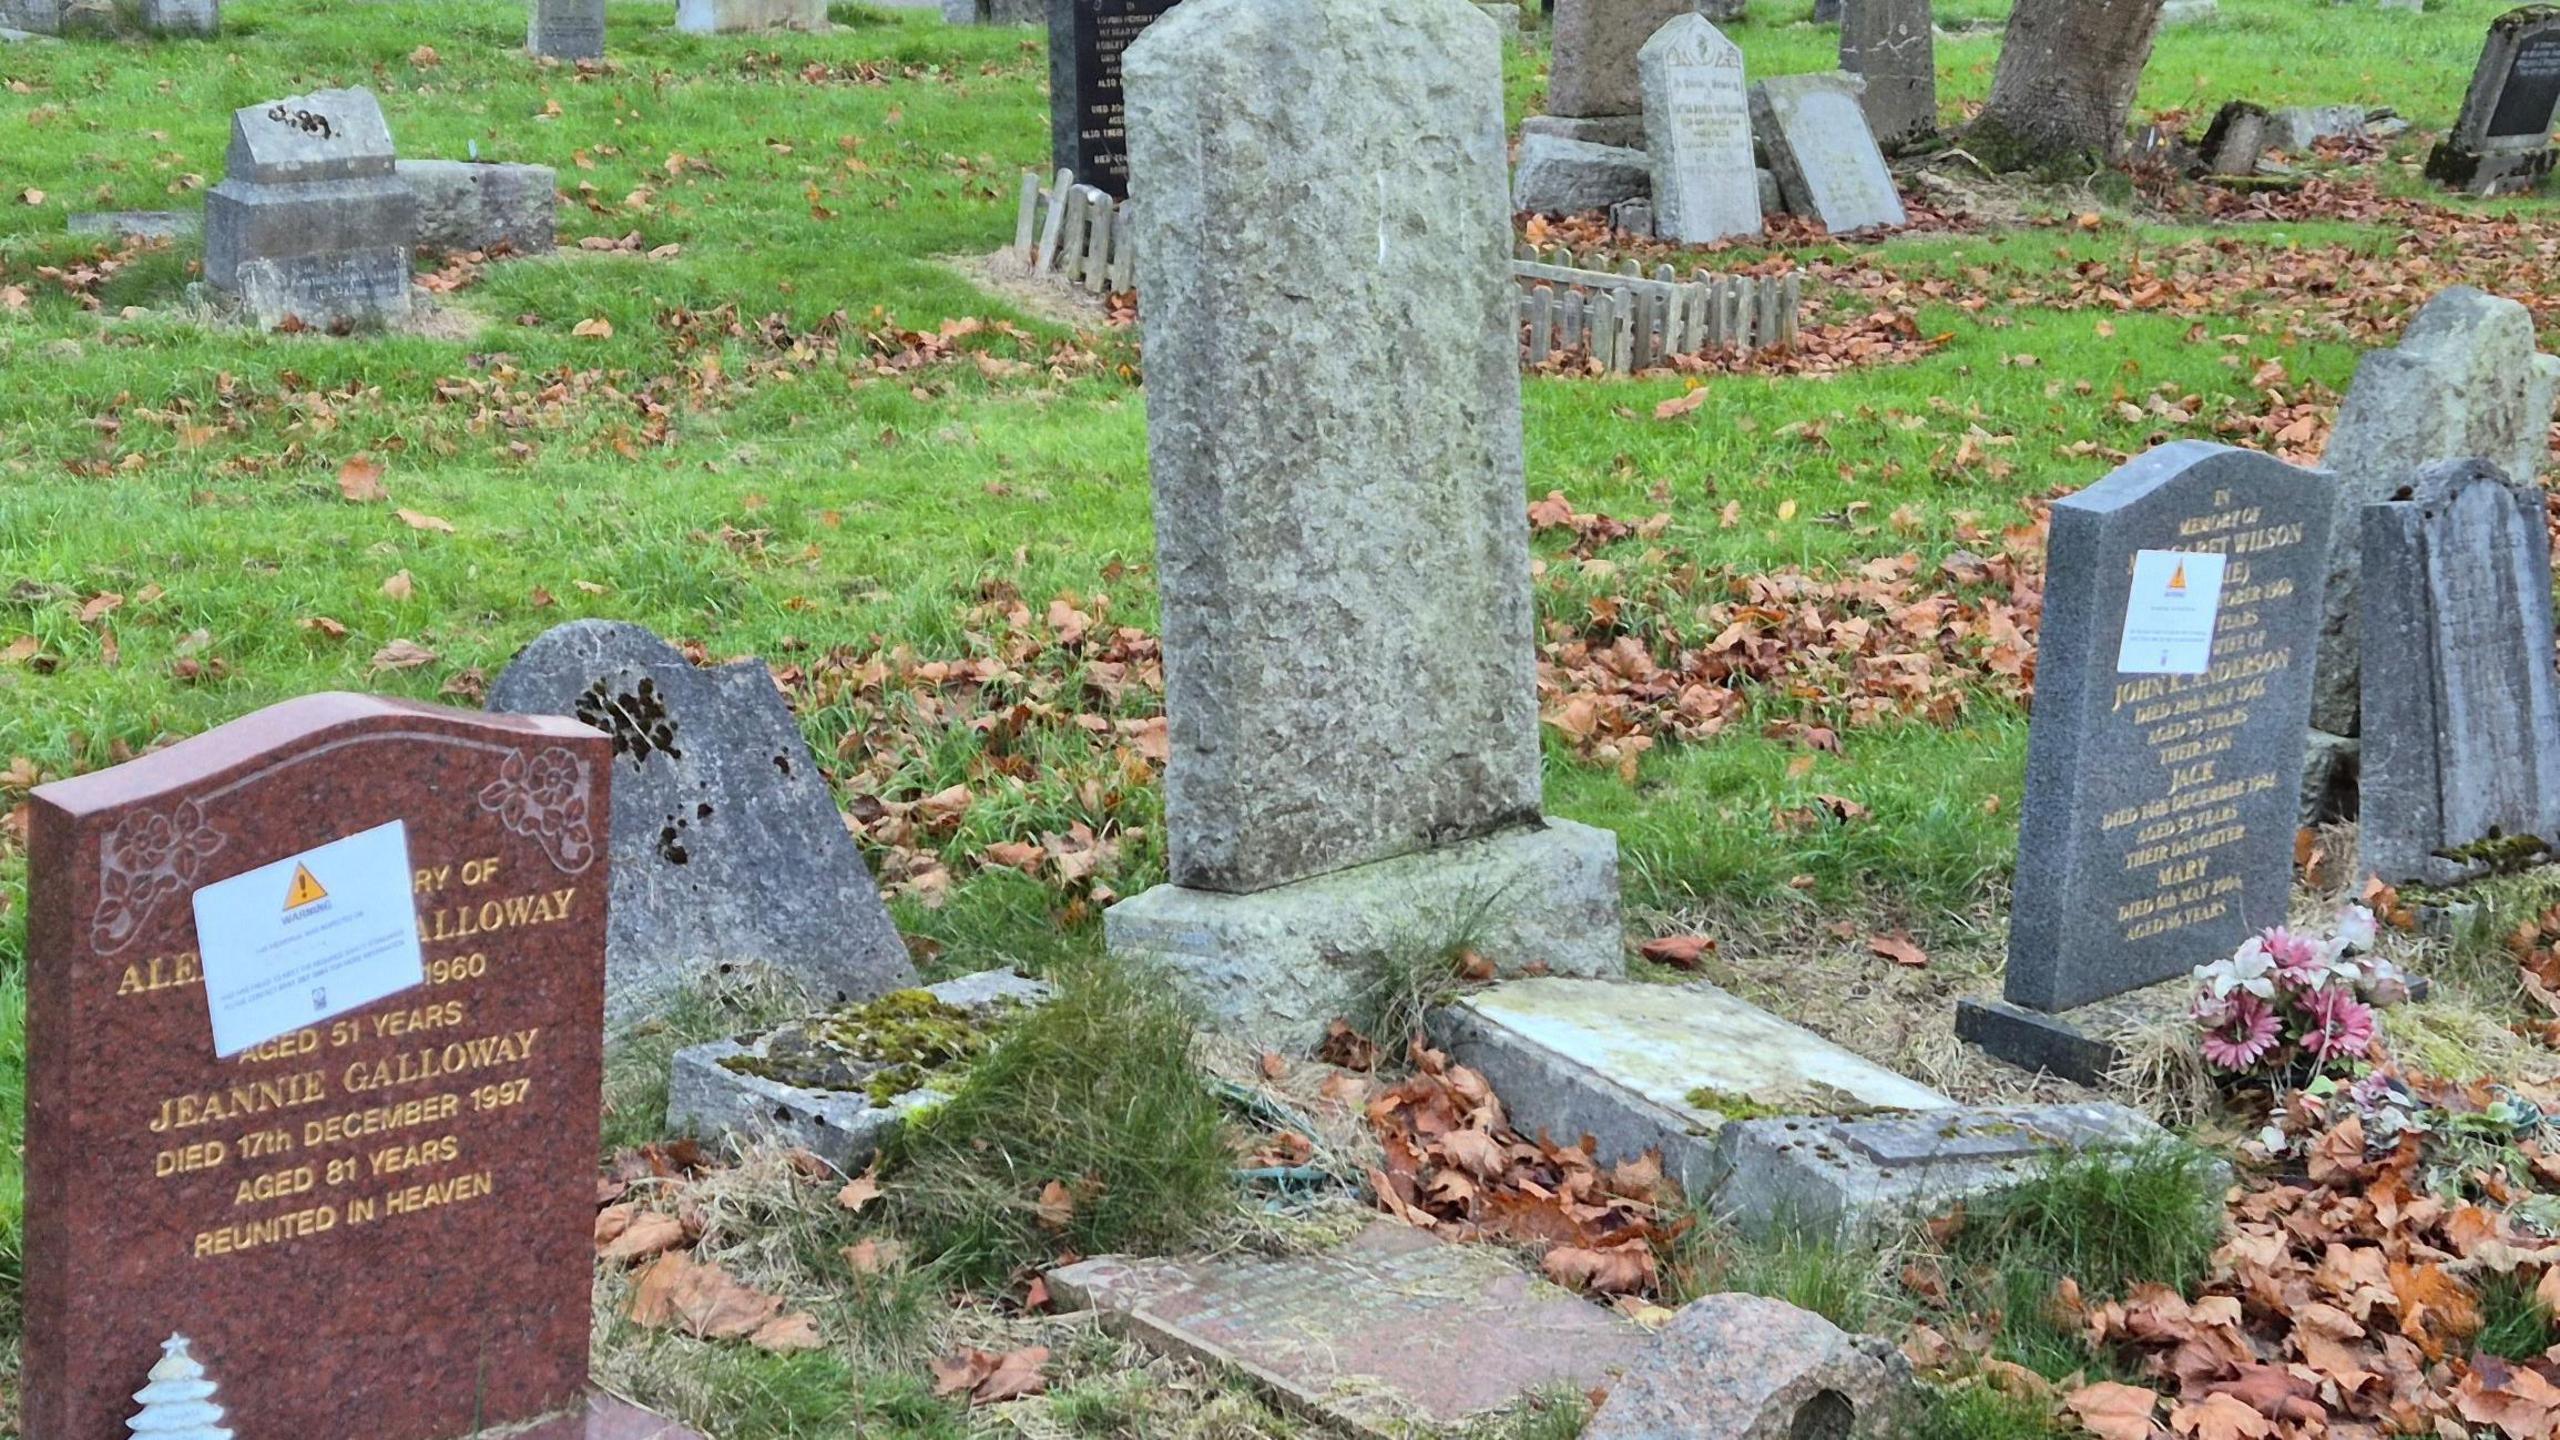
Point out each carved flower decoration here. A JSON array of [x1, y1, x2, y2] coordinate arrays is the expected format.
[[479, 746, 596, 873]]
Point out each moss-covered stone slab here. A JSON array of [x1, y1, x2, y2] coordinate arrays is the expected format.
[[666, 969, 1052, 1169]]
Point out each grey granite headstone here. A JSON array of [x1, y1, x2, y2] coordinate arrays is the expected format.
[[528, 0, 605, 57], [203, 88, 417, 331], [674, 0, 826, 32], [1048, 0, 1183, 197], [2360, 459, 2560, 886], [0, 0, 58, 32], [2000, 442, 2334, 1014], [488, 620, 918, 1026], [1750, 73, 1908, 234], [398, 160, 559, 254], [1838, 0, 1934, 151], [1108, 0, 1622, 1049], [138, 0, 215, 35], [1514, 133, 1654, 214], [2429, 5, 2560, 195], [1638, 15, 1761, 244], [2305, 286, 2560, 820]]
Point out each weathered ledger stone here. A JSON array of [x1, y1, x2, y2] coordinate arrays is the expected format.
[[1838, 0, 1935, 151], [24, 695, 608, 1440], [1751, 72, 1908, 234], [488, 621, 917, 1025], [2000, 441, 2334, 1014], [1111, 0, 1622, 1047], [2429, 5, 2560, 195], [528, 0, 605, 57], [203, 88, 417, 330], [1638, 15, 1762, 244], [2361, 459, 2560, 885], [398, 160, 559, 254], [2305, 285, 2560, 819], [1049, 0, 1182, 197]]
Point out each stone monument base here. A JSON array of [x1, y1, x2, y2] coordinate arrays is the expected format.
[[2426, 140, 2556, 197], [509, 1394, 707, 1439], [1954, 991, 2164, 1087], [1521, 112, 1647, 149], [1105, 819, 1622, 1053]]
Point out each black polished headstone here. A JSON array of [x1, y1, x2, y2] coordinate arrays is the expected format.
[[1047, 0, 1181, 196], [2429, 5, 2560, 194]]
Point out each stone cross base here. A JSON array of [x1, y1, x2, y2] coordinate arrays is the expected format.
[[1105, 819, 1623, 1054]]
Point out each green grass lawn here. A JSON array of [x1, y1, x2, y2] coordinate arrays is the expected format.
[[3, 0, 2559, 1430]]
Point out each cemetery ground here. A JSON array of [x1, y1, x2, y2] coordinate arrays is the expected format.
[[7, 0, 2560, 1435]]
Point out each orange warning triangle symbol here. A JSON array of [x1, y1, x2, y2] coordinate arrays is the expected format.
[[284, 863, 329, 909], [2167, 561, 2187, 593]]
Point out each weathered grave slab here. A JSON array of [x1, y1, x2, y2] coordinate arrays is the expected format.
[[1049, 0, 1182, 197], [1586, 1293, 1912, 1440], [1750, 72, 1907, 234], [399, 160, 559, 254], [139, 0, 215, 35], [1114, 0, 1623, 1049], [2361, 459, 2560, 885], [1992, 441, 2332, 1026], [2430, 5, 2560, 195], [1838, 0, 1935, 151], [529, 0, 605, 58], [1639, 15, 1762, 244], [2306, 286, 2560, 821], [203, 87, 416, 331], [1552, 0, 1713, 117], [25, 694, 609, 1440], [674, 0, 826, 31], [68, 210, 201, 240], [1430, 977, 1953, 1195], [1047, 1220, 1643, 1436], [667, 969, 1053, 1169], [2274, 103, 2369, 150], [1713, 1103, 2167, 1239], [1515, 133, 1655, 214], [488, 620, 916, 1026]]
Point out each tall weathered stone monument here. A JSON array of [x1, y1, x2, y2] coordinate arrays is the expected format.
[[2429, 5, 2560, 195], [1958, 443, 2334, 1081], [1109, 0, 1623, 1049], [1638, 15, 1762, 244], [2303, 286, 2560, 820], [2361, 459, 2560, 886], [1049, 0, 1182, 197], [20, 694, 691, 1440], [204, 88, 417, 331], [1838, 0, 1935, 151], [488, 621, 918, 1026]]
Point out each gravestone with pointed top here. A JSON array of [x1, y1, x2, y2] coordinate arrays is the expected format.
[[1639, 15, 1762, 244]]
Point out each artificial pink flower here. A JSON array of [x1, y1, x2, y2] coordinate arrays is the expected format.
[[2201, 993, 2283, 1072], [2301, 987, 2378, 1061], [2262, 926, 2330, 988]]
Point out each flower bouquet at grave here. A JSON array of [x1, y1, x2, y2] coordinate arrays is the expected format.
[[2189, 905, 2410, 1082]]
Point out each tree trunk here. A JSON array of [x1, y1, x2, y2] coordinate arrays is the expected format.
[[1969, 0, 2166, 171]]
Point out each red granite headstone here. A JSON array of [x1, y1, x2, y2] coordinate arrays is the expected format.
[[24, 693, 612, 1440]]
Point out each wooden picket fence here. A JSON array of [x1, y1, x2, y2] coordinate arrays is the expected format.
[[1514, 245, 1804, 373], [1015, 168, 1136, 294]]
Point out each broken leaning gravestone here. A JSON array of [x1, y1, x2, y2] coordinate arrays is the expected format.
[[1109, 0, 1623, 1052], [1048, 1220, 1645, 1436], [204, 87, 417, 332], [2360, 459, 2560, 887], [25, 693, 699, 1440], [2302, 285, 2560, 823], [488, 620, 917, 1028], [2429, 4, 2560, 195], [1638, 15, 1763, 245], [1837, 0, 1935, 152], [668, 969, 1055, 1169], [1750, 72, 1908, 234], [1583, 1292, 1913, 1440], [1958, 441, 2335, 1083]]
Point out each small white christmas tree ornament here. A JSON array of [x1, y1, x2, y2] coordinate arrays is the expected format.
[[127, 1333, 233, 1440]]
